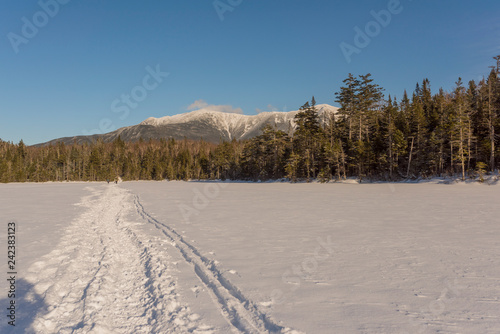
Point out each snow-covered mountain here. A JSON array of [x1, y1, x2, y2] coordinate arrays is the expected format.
[[39, 104, 339, 145]]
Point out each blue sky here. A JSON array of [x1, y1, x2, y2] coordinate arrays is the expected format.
[[1, 0, 499, 145]]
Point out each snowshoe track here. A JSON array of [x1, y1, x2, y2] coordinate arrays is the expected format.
[[25, 186, 212, 333], [134, 195, 294, 334]]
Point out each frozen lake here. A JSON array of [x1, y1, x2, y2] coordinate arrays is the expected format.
[[1, 181, 499, 333]]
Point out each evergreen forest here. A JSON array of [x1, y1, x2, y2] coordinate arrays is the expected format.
[[1, 57, 499, 183]]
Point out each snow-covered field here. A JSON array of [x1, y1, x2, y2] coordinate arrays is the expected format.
[[1, 181, 500, 333]]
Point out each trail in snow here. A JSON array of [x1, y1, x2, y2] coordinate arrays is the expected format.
[[4, 181, 500, 333], [24, 185, 213, 334], [21, 184, 301, 333], [133, 195, 302, 334]]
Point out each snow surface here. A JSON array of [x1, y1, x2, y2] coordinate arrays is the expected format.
[[1, 181, 500, 333]]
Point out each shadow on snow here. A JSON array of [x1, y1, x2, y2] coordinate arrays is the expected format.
[[1, 278, 47, 333]]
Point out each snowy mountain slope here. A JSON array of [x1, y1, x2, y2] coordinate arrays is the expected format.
[[140, 104, 339, 141], [37, 104, 339, 146]]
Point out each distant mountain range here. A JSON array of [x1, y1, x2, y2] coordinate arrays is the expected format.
[[37, 104, 339, 146]]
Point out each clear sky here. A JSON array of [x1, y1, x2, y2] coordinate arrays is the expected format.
[[1, 0, 499, 145]]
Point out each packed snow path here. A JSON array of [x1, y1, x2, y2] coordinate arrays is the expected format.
[[23, 185, 298, 334]]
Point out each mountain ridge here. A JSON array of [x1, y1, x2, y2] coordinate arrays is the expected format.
[[36, 104, 339, 146]]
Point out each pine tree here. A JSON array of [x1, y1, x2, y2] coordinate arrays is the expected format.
[[383, 96, 399, 179], [335, 73, 360, 141], [355, 74, 383, 178], [451, 78, 470, 180], [293, 98, 323, 180]]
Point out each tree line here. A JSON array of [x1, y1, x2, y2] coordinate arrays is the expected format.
[[1, 56, 499, 183]]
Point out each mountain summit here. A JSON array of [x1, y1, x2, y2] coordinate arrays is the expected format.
[[38, 104, 339, 146]]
